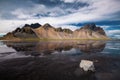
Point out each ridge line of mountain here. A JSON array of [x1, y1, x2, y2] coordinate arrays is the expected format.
[[0, 23, 110, 41]]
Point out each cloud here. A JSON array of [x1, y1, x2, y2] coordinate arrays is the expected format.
[[106, 30, 120, 38], [0, 19, 79, 33], [107, 30, 120, 35], [54, 24, 79, 31], [114, 35, 120, 39], [100, 25, 120, 39], [1, 0, 120, 21], [9, 0, 120, 22], [61, 0, 76, 3], [99, 25, 110, 30], [11, 9, 32, 19], [0, 0, 120, 39]]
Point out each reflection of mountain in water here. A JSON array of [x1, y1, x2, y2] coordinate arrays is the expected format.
[[77, 41, 106, 54], [4, 41, 106, 56]]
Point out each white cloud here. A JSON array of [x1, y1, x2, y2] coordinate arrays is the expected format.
[[0, 20, 23, 33], [9, 0, 120, 23], [91, 0, 120, 16], [114, 35, 120, 39], [11, 4, 67, 18], [114, 35, 120, 37], [61, 0, 76, 3], [11, 9, 32, 19], [107, 30, 120, 35], [105, 29, 120, 38], [0, 19, 79, 33], [53, 24, 79, 31], [99, 25, 110, 30], [11, 4, 48, 19]]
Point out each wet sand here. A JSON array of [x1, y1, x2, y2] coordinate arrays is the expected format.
[[0, 40, 120, 80], [0, 54, 120, 80]]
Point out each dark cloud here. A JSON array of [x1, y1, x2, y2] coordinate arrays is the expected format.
[[0, 0, 90, 19], [32, 0, 89, 8], [0, 0, 34, 19], [92, 21, 120, 26], [106, 25, 120, 30], [32, 0, 62, 7]]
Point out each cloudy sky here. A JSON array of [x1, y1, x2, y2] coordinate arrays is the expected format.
[[0, 0, 120, 38]]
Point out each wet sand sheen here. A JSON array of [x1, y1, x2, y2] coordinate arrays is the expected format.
[[0, 40, 120, 80], [0, 54, 120, 80]]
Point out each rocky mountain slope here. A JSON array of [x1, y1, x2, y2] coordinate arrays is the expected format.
[[1, 23, 109, 40]]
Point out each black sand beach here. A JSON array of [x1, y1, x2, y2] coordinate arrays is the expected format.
[[0, 54, 120, 80], [0, 40, 120, 80]]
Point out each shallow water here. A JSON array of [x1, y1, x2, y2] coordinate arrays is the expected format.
[[0, 40, 120, 80], [0, 40, 120, 59]]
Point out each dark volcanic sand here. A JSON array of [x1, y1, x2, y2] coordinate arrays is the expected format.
[[0, 54, 120, 80], [0, 40, 120, 80]]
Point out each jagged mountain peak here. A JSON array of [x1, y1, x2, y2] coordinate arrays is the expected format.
[[24, 23, 41, 29], [42, 23, 53, 30], [43, 23, 52, 27], [81, 23, 96, 30], [1, 23, 109, 40], [78, 23, 106, 35], [24, 24, 30, 27], [30, 23, 41, 29]]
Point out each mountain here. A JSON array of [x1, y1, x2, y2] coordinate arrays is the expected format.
[[0, 23, 109, 40], [1, 23, 40, 41], [73, 23, 108, 39], [33, 23, 109, 39]]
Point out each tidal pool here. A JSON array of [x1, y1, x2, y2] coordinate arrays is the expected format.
[[0, 40, 120, 80]]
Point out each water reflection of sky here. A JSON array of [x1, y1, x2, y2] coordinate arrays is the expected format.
[[0, 40, 120, 61], [101, 41, 120, 55]]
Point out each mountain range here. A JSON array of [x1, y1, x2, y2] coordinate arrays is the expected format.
[[1, 23, 109, 40]]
